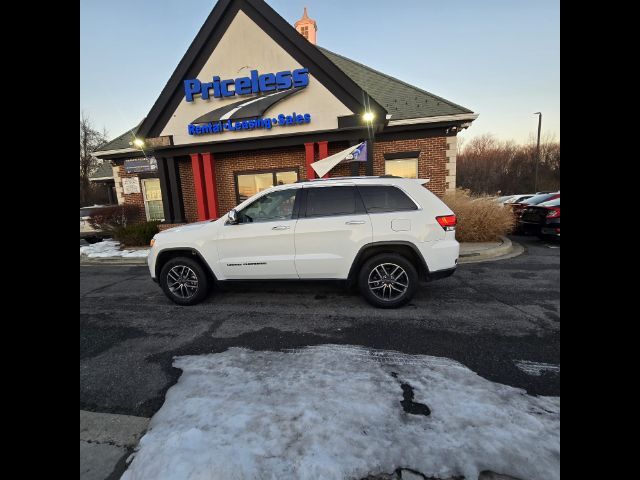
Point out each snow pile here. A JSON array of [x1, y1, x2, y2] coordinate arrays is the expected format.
[[122, 345, 559, 480], [80, 239, 149, 258]]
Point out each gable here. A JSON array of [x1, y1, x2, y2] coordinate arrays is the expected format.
[[160, 10, 353, 146], [138, 0, 386, 147]]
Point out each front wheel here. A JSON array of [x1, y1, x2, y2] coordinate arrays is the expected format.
[[358, 253, 418, 308], [159, 257, 210, 306]]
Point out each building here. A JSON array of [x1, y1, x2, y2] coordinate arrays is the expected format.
[[93, 0, 477, 229]]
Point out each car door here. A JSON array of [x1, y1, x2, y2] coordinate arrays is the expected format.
[[216, 186, 300, 279], [294, 184, 372, 279]]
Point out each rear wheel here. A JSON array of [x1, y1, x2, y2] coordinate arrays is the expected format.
[[159, 257, 210, 306], [358, 253, 418, 308]]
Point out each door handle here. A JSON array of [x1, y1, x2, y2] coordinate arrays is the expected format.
[[272, 225, 291, 230], [345, 220, 366, 225]]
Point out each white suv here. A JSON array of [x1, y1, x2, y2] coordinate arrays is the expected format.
[[148, 176, 459, 308]]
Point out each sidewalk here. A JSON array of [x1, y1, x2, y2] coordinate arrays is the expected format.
[[80, 410, 149, 480], [80, 237, 523, 266]]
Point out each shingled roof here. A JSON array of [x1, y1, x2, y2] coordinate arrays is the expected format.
[[317, 46, 473, 121], [95, 123, 141, 153]]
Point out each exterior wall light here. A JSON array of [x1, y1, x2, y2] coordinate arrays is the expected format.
[[133, 138, 145, 148], [363, 112, 375, 122]]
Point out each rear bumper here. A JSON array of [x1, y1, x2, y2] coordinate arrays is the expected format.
[[427, 266, 456, 281]]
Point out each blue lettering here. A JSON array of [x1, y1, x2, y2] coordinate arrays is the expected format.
[[292, 68, 309, 88], [264, 118, 272, 129], [184, 79, 202, 102], [250, 70, 260, 93], [220, 79, 235, 97], [212, 77, 221, 97], [275, 71, 293, 89], [259, 73, 276, 91], [304, 114, 311, 123], [296, 114, 304, 124], [201, 82, 214, 100], [235, 77, 252, 95], [278, 114, 285, 125], [188, 124, 196, 134]]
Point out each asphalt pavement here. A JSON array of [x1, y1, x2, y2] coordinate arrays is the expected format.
[[80, 234, 560, 418]]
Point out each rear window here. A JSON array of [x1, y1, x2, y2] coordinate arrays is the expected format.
[[358, 185, 418, 213], [305, 186, 362, 217], [523, 193, 558, 205], [538, 198, 560, 207]]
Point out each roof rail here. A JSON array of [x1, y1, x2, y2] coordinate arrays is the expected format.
[[295, 175, 401, 183]]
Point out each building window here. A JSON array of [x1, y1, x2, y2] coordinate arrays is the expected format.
[[385, 158, 418, 178], [236, 169, 299, 204], [300, 26, 309, 39], [141, 178, 165, 221]]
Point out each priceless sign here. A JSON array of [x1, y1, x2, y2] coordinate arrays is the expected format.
[[183, 69, 309, 101]]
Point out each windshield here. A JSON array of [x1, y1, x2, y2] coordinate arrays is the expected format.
[[538, 198, 560, 207], [522, 193, 558, 205]]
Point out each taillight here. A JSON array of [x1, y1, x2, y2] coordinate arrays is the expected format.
[[436, 215, 457, 231], [546, 208, 560, 218]]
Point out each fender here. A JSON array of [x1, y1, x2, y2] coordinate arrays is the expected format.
[[155, 247, 219, 282], [347, 241, 431, 282]]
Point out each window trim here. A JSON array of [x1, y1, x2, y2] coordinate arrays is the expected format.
[[384, 157, 419, 179], [141, 178, 165, 222], [301, 185, 366, 219], [234, 167, 300, 205], [235, 187, 301, 225], [383, 151, 420, 160], [357, 185, 421, 214]]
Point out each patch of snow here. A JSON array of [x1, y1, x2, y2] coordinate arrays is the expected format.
[[80, 239, 149, 258], [121, 345, 559, 480], [514, 360, 560, 376]]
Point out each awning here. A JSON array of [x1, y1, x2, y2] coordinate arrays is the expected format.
[[310, 141, 367, 178]]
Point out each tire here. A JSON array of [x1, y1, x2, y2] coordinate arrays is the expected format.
[[358, 253, 418, 308], [159, 256, 210, 306]]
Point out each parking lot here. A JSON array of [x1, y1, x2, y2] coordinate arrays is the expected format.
[[80, 234, 559, 418]]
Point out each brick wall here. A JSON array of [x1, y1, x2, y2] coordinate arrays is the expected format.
[[114, 165, 147, 223], [213, 146, 307, 215], [172, 134, 454, 224], [373, 136, 449, 196]]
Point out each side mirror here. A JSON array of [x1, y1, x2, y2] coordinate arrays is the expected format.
[[227, 209, 239, 224]]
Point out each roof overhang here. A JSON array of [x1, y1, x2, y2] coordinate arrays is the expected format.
[[93, 147, 139, 158], [387, 113, 479, 127]]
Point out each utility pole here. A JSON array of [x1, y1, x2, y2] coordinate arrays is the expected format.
[[533, 112, 542, 192]]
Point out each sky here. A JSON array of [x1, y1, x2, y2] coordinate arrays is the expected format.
[[80, 0, 559, 146]]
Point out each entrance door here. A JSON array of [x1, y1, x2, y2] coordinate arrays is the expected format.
[[216, 187, 300, 279], [141, 178, 165, 221]]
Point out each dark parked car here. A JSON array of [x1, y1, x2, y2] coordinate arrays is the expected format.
[[518, 197, 560, 239], [510, 192, 560, 222]]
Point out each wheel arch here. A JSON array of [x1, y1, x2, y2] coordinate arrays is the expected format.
[[155, 248, 217, 283], [347, 242, 430, 282]]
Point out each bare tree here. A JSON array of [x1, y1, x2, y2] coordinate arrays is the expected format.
[[80, 113, 108, 206], [457, 134, 560, 195]]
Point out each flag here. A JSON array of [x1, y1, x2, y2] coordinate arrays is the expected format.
[[310, 141, 368, 178]]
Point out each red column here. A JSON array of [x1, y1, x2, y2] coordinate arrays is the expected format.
[[202, 152, 219, 219], [304, 142, 316, 179], [317, 141, 329, 178], [190, 153, 209, 221]]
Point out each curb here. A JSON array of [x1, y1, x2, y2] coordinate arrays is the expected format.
[[458, 236, 523, 264], [81, 254, 148, 266]]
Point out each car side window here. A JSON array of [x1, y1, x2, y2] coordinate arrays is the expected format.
[[238, 189, 298, 223], [305, 186, 363, 217], [358, 185, 418, 213]]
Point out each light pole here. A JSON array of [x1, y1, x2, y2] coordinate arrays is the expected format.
[[533, 112, 542, 192]]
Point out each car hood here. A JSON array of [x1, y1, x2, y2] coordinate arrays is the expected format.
[[157, 220, 213, 235]]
